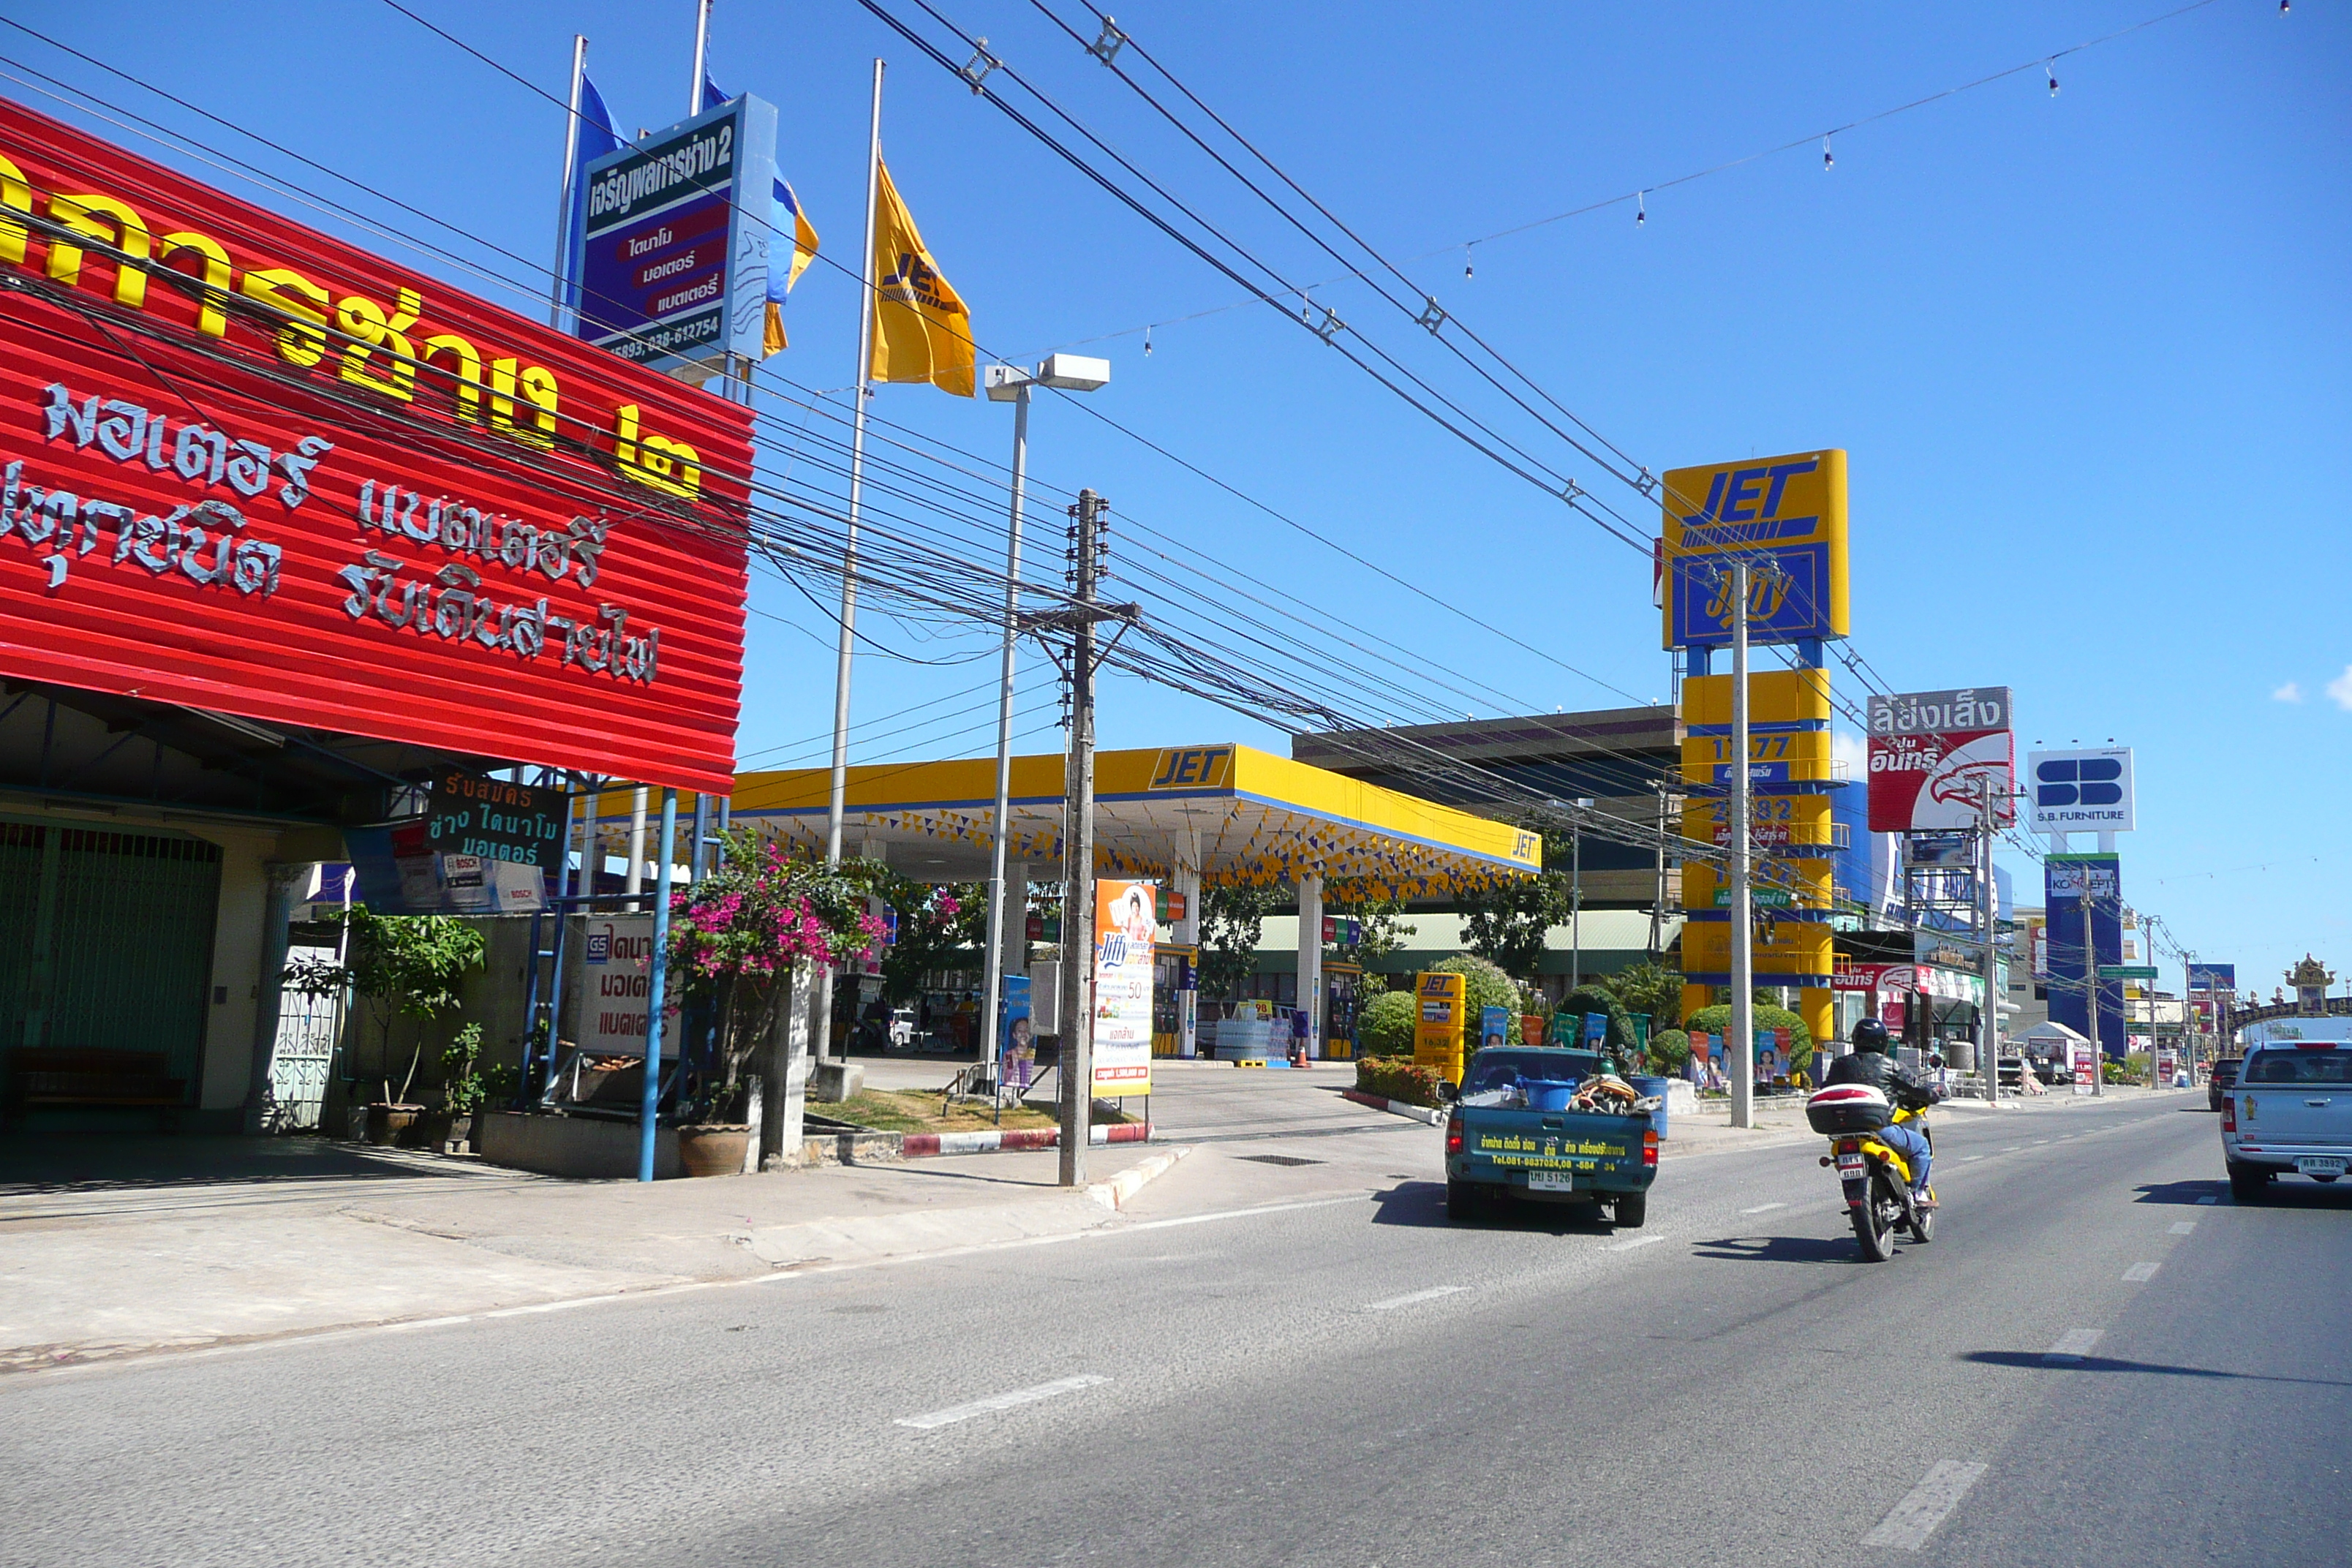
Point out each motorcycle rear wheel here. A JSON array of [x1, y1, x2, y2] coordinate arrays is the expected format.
[[1852, 1172, 1896, 1262]]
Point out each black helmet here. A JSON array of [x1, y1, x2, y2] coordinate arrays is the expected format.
[[1851, 1018, 1892, 1055]]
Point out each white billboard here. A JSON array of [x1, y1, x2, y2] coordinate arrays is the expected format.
[[2026, 747, 2135, 834]]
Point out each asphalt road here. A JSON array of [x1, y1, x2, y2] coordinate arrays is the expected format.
[[7, 1091, 2344, 1568]]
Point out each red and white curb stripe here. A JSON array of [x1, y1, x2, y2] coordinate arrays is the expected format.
[[1340, 1088, 1445, 1126], [899, 1123, 1156, 1158]]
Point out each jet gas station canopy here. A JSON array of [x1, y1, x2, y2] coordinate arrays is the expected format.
[[729, 742, 1543, 897]]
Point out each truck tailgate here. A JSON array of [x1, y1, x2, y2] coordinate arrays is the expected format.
[[1455, 1107, 1652, 1189]]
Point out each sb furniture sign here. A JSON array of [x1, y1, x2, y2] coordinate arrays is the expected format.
[[0, 98, 750, 792]]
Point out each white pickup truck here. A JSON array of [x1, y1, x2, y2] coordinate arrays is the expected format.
[[2221, 1023, 2352, 1201]]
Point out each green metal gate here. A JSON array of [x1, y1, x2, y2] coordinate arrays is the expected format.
[[1, 821, 223, 1101]]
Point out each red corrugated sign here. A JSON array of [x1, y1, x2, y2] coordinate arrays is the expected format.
[[0, 97, 750, 793]]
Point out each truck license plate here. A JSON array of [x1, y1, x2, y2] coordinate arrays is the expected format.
[[2296, 1156, 2347, 1177], [1526, 1171, 1576, 1193]]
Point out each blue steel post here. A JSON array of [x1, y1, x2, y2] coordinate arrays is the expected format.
[[638, 788, 679, 1182]]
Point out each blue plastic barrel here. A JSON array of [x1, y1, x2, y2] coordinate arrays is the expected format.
[[1629, 1074, 1672, 1139], [1521, 1079, 1576, 1112]]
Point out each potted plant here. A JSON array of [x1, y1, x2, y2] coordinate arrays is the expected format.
[[665, 834, 886, 1176], [290, 908, 486, 1146], [440, 1024, 486, 1150]]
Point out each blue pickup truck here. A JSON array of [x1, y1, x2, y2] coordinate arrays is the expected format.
[[1442, 1047, 1659, 1226]]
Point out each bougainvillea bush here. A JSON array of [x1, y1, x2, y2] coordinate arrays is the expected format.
[[667, 833, 886, 1110]]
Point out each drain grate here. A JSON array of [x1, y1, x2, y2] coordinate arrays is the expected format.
[[1239, 1153, 1324, 1166]]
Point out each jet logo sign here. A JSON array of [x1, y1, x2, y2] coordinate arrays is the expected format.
[[2027, 747, 2135, 833]]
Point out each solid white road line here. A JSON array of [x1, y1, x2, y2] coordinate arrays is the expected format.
[[1960, 1156, 1985, 1163], [1738, 1202, 1787, 1215], [896, 1374, 1110, 1431], [1361, 1285, 1471, 1312], [1605, 1234, 1665, 1252], [2122, 1261, 2160, 1282], [2169, 1221, 2198, 1235], [1861, 1460, 1989, 1550], [2044, 1328, 2103, 1364]]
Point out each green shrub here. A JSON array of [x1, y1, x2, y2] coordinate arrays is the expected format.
[[1359, 990, 1418, 1057], [1356, 1056, 1447, 1107], [1684, 1002, 1814, 1078], [1647, 1028, 1692, 1075], [1431, 955, 1521, 1047]]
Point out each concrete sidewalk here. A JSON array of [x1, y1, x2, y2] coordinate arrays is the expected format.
[[0, 1134, 1183, 1373]]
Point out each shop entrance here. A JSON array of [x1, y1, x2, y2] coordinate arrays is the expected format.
[[1, 821, 222, 1105]]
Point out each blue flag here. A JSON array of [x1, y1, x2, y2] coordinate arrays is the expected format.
[[560, 72, 619, 323], [702, 72, 818, 353]]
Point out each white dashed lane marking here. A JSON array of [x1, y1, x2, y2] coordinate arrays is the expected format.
[[2123, 1262, 2160, 1282], [1861, 1460, 1989, 1550], [2169, 1221, 2198, 1235], [896, 1374, 1109, 1431], [1361, 1286, 1470, 1312], [2044, 1328, 2103, 1364], [1738, 1202, 1787, 1215]]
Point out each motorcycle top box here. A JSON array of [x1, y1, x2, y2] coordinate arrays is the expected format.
[[1806, 1084, 1893, 1135]]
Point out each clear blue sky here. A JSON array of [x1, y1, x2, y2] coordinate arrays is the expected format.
[[8, 1, 2345, 992]]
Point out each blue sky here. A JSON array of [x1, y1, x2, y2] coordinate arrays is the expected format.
[[7, 0, 2345, 992]]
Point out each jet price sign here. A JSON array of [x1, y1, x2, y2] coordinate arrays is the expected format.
[[2027, 747, 2135, 833], [1659, 449, 1849, 650]]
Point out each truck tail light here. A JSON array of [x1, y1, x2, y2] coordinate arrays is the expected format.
[[1445, 1114, 1463, 1156], [1642, 1128, 1659, 1169], [2222, 1097, 2235, 1132]]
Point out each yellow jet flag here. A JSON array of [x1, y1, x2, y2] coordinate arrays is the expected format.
[[868, 160, 975, 397]]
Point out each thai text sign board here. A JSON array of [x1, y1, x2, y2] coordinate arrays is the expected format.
[[577, 97, 777, 379], [1414, 970, 1466, 1084], [344, 818, 541, 915], [1093, 880, 1156, 1097], [0, 99, 750, 793], [426, 768, 569, 870], [1659, 449, 1849, 649], [565, 913, 680, 1058], [1866, 687, 2014, 834]]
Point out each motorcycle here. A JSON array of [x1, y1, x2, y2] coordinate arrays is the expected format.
[[1806, 1083, 1936, 1262]]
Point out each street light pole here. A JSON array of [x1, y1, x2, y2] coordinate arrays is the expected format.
[[979, 357, 1108, 1099]]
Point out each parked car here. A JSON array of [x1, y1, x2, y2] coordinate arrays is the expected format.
[[2207, 1056, 2241, 1112], [2220, 1043, 2351, 1200]]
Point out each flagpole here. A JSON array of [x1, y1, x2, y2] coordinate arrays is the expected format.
[[689, 0, 712, 115], [815, 56, 884, 1063], [548, 34, 588, 330]]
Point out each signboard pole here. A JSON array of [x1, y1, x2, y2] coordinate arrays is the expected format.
[[2084, 875, 2103, 1098], [638, 788, 678, 1183], [1728, 559, 1754, 1131], [979, 381, 1032, 1096]]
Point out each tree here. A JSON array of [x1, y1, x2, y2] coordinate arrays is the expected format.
[[1596, 961, 1685, 1031], [866, 869, 987, 1004], [288, 909, 484, 1107], [1457, 818, 1573, 986], [1199, 881, 1284, 1001], [666, 834, 887, 1111]]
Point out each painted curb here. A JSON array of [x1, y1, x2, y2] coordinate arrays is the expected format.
[[898, 1122, 1155, 1158], [1087, 1145, 1193, 1210], [1339, 1088, 1446, 1126]]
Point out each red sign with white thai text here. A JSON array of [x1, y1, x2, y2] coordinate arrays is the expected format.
[[0, 98, 750, 792], [1866, 730, 2014, 835]]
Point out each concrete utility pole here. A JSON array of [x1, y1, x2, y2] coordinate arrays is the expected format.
[[1569, 798, 1592, 990], [1058, 490, 1107, 1188], [1727, 559, 1755, 1131], [2083, 870, 2103, 1098], [1979, 775, 1999, 1107]]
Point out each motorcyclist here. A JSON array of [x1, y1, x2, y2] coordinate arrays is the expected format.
[[1823, 1019, 1940, 1207]]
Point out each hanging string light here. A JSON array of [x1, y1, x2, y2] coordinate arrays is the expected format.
[[1635, 190, 1646, 226], [2046, 61, 2059, 96], [1822, 134, 1835, 170], [1463, 243, 1474, 279], [1143, 324, 1153, 358]]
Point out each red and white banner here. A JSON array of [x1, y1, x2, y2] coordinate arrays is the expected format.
[[1867, 729, 2015, 834], [0, 99, 751, 792]]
